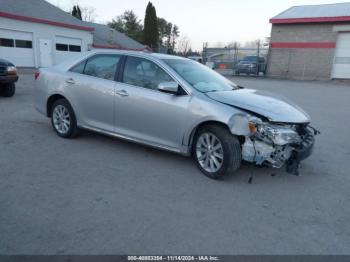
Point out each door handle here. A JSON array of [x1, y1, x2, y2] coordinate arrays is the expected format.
[[65, 78, 75, 85], [116, 90, 129, 97]]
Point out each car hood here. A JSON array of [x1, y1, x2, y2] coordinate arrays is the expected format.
[[206, 89, 310, 123]]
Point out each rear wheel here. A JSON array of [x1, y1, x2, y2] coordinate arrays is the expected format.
[[193, 125, 242, 179], [51, 99, 78, 138], [0, 83, 15, 97]]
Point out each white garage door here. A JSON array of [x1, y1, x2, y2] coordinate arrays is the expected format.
[[332, 33, 350, 79], [0, 28, 34, 67], [55, 36, 82, 64]]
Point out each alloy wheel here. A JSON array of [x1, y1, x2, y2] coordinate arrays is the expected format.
[[196, 132, 224, 173], [52, 105, 71, 135]]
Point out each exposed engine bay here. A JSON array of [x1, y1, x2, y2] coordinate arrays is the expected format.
[[241, 121, 318, 175]]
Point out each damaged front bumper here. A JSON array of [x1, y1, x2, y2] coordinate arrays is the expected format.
[[241, 123, 318, 175]]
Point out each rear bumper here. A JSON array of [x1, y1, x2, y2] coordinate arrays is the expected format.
[[0, 75, 19, 84]]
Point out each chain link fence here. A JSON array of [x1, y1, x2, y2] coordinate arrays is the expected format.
[[202, 47, 269, 76]]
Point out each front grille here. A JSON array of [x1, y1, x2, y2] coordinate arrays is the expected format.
[[0, 66, 6, 76]]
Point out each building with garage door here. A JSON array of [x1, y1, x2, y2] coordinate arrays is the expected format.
[[267, 2, 350, 80], [0, 0, 146, 68]]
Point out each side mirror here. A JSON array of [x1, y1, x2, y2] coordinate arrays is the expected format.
[[157, 81, 179, 94]]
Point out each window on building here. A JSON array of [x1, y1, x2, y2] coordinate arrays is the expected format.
[[84, 55, 121, 80], [0, 38, 14, 47], [69, 45, 81, 52], [56, 43, 68, 51], [15, 40, 32, 49]]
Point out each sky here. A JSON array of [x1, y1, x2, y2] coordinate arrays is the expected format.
[[47, 0, 344, 50]]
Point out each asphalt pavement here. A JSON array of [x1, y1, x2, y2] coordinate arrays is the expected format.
[[0, 73, 349, 254]]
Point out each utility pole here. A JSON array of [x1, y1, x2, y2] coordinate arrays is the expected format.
[[256, 40, 260, 76], [203, 42, 208, 64]]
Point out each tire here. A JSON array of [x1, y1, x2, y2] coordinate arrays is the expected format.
[[193, 125, 242, 179], [50, 98, 79, 138], [0, 83, 15, 97]]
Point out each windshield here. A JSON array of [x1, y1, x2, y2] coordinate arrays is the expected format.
[[242, 56, 257, 61], [162, 58, 237, 93]]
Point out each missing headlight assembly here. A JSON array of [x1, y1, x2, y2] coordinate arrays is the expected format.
[[242, 120, 319, 175]]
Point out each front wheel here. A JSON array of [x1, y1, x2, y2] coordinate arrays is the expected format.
[[0, 83, 15, 97], [51, 99, 78, 138], [193, 125, 242, 179]]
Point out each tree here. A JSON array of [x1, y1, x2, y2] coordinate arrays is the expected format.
[[72, 6, 77, 18], [171, 25, 179, 51], [165, 22, 173, 49], [71, 5, 82, 20], [157, 17, 167, 45], [80, 6, 97, 22], [227, 41, 240, 49], [109, 11, 143, 43], [72, 5, 95, 22], [76, 5, 82, 20], [109, 16, 125, 33], [143, 2, 159, 49], [177, 36, 191, 56]]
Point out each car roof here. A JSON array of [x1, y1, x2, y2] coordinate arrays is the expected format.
[[53, 49, 187, 71], [87, 49, 186, 60]]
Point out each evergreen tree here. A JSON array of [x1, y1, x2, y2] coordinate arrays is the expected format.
[[109, 11, 143, 43], [72, 6, 77, 18], [76, 5, 82, 20], [143, 2, 159, 49], [72, 5, 82, 20], [171, 25, 179, 50]]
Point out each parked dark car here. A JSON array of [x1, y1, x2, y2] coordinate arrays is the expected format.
[[235, 56, 266, 76], [0, 59, 18, 97]]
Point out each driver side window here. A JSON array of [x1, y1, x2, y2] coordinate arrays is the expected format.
[[122, 56, 173, 90]]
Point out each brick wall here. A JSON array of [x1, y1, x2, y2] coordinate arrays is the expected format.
[[267, 23, 340, 80]]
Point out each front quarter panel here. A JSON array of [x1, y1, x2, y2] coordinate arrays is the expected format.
[[181, 93, 249, 154]]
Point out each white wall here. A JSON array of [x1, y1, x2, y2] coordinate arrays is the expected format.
[[0, 17, 93, 68]]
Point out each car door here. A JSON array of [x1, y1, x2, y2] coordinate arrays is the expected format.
[[114, 55, 191, 150], [66, 54, 121, 132]]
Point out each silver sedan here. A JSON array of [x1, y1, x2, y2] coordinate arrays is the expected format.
[[34, 50, 316, 179]]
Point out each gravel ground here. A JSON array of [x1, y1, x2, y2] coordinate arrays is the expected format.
[[0, 73, 349, 255]]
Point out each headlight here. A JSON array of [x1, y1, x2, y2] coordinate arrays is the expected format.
[[263, 126, 300, 145], [7, 66, 17, 75], [249, 120, 300, 145]]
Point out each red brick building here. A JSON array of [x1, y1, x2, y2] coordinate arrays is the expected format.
[[267, 3, 350, 80]]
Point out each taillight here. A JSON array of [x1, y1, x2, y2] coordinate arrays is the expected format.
[[34, 71, 40, 80]]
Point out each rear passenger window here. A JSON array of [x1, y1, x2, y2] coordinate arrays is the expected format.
[[84, 55, 120, 80], [70, 61, 86, 74]]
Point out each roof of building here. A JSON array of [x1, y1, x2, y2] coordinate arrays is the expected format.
[[0, 0, 94, 31], [86, 22, 146, 50], [0, 0, 146, 50], [270, 2, 350, 24]]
